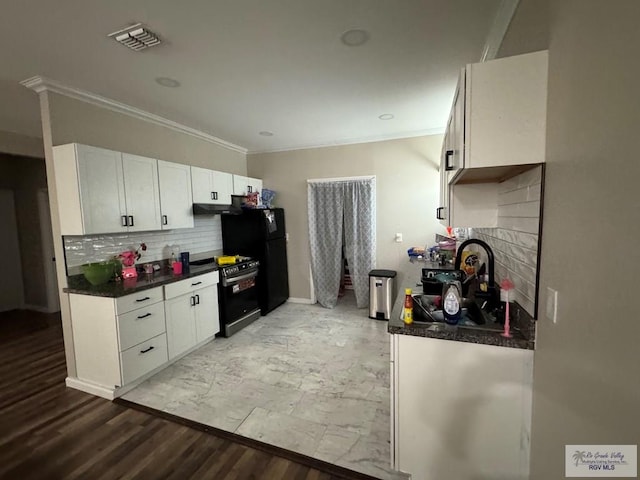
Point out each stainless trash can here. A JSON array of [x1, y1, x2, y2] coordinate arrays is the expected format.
[[368, 269, 397, 320]]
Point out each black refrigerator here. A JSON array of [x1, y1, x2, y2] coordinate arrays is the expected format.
[[221, 208, 289, 315]]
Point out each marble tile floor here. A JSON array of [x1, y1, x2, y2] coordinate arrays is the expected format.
[[123, 292, 406, 480]]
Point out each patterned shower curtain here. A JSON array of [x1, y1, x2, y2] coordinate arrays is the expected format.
[[307, 177, 376, 309]]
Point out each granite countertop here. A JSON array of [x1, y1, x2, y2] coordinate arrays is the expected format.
[[64, 264, 219, 298], [388, 267, 536, 350]]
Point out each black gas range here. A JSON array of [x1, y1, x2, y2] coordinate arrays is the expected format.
[[190, 256, 261, 337]]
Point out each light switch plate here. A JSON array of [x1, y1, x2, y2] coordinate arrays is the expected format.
[[546, 287, 558, 323], [395, 233, 403, 243]]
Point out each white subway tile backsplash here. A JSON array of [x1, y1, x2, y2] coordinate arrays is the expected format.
[[497, 201, 540, 218], [469, 165, 543, 318], [64, 216, 223, 272], [497, 216, 540, 234]]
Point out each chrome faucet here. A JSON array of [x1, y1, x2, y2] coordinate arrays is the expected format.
[[454, 239, 495, 288]]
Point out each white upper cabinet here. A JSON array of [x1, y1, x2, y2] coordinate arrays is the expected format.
[[233, 175, 263, 204], [74, 144, 127, 235], [121, 153, 162, 232], [55, 144, 162, 235], [464, 50, 548, 171], [443, 50, 548, 185], [437, 50, 548, 227], [158, 160, 194, 229], [191, 166, 233, 205]]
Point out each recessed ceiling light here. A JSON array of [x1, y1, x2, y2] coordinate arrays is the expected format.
[[155, 77, 180, 88], [259, 131, 274, 137], [340, 29, 370, 47], [379, 114, 394, 120]]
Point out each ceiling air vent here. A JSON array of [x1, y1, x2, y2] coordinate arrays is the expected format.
[[108, 23, 161, 51]]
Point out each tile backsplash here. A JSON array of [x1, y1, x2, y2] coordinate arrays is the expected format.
[[472, 165, 543, 317], [64, 216, 222, 275]]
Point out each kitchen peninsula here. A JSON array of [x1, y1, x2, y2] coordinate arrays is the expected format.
[[388, 261, 535, 480]]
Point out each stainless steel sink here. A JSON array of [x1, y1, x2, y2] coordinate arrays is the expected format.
[[411, 294, 501, 329]]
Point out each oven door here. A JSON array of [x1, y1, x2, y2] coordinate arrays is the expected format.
[[219, 271, 259, 324]]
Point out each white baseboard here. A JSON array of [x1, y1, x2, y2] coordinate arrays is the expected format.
[[287, 297, 315, 305], [66, 377, 116, 400]]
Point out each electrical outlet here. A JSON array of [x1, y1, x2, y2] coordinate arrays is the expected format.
[[395, 233, 403, 243], [546, 287, 558, 323]]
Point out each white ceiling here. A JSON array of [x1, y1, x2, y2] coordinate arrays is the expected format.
[[0, 0, 504, 153]]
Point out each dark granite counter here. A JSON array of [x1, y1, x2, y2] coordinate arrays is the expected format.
[[388, 269, 536, 350], [64, 264, 219, 298]]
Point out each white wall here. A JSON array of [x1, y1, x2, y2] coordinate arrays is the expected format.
[[500, 1, 640, 478], [248, 135, 445, 301], [0, 130, 44, 158]]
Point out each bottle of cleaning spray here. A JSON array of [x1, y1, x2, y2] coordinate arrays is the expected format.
[[442, 280, 462, 326]]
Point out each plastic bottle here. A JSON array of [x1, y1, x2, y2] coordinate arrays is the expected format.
[[403, 288, 413, 325], [442, 281, 462, 326]]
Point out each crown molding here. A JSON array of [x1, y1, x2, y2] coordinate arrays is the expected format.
[[20, 76, 248, 154], [481, 0, 520, 61], [248, 126, 445, 155]]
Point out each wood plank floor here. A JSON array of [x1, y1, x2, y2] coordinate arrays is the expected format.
[[0, 309, 360, 480]]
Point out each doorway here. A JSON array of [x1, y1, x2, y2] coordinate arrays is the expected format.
[[0, 189, 25, 311], [307, 176, 376, 309]]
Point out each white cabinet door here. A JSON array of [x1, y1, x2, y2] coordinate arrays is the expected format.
[[192, 167, 234, 205], [233, 175, 249, 195], [158, 160, 194, 229], [234, 175, 263, 205], [194, 285, 220, 342], [394, 334, 533, 480], [211, 170, 234, 204], [76, 144, 127, 234], [438, 125, 451, 226], [121, 153, 161, 232], [164, 294, 197, 360], [191, 166, 214, 204], [450, 67, 466, 178], [465, 50, 548, 169]]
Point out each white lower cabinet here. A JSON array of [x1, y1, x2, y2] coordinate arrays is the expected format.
[[390, 334, 533, 480], [164, 271, 220, 360], [68, 271, 220, 399], [69, 290, 168, 391], [164, 293, 197, 359], [120, 333, 168, 385]]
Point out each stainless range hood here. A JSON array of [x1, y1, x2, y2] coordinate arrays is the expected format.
[[192, 203, 241, 215]]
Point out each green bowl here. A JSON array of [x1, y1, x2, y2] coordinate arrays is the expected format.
[[82, 261, 115, 286]]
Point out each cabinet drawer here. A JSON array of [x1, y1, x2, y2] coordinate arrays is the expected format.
[[164, 271, 219, 299], [120, 333, 168, 385], [117, 302, 166, 351], [115, 286, 164, 315]]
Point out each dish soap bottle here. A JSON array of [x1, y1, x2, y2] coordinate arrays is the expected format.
[[442, 281, 462, 326], [403, 288, 413, 325]]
